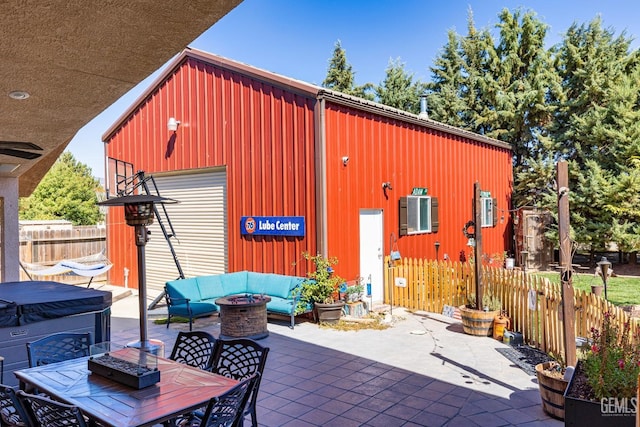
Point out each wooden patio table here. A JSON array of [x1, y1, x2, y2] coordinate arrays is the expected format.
[[14, 347, 238, 427]]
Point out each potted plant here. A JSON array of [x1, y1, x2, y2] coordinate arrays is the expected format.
[[296, 252, 345, 323], [535, 354, 568, 420], [344, 280, 364, 303], [458, 290, 501, 336], [563, 310, 638, 426]]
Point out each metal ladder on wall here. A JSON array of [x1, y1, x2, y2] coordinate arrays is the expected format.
[[117, 170, 185, 309]]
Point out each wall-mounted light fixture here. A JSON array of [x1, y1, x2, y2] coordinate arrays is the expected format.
[[167, 117, 180, 132], [342, 156, 349, 166], [382, 182, 393, 190]]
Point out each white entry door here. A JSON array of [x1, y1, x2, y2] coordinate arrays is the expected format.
[[359, 209, 384, 303]]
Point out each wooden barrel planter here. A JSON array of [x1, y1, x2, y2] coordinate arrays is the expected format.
[[458, 306, 499, 336], [535, 361, 568, 420]]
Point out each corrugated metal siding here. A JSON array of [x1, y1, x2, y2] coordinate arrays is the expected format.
[[323, 102, 513, 281], [144, 170, 227, 292], [105, 57, 318, 286]]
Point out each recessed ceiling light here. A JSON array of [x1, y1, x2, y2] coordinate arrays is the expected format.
[[8, 91, 30, 100]]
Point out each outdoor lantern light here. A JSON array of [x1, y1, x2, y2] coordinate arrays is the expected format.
[[435, 241, 440, 260], [98, 194, 177, 354], [167, 117, 180, 132], [597, 256, 612, 300]]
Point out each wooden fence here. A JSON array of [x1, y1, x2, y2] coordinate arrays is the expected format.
[[385, 257, 637, 357], [19, 226, 107, 285]]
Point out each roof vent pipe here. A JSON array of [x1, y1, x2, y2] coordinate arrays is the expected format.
[[418, 94, 429, 119]]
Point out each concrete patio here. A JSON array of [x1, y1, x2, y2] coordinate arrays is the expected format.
[[106, 285, 562, 426]]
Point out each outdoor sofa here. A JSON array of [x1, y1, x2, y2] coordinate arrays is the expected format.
[[164, 271, 310, 330]]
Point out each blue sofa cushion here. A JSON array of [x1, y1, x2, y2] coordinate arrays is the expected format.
[[197, 275, 225, 300], [246, 272, 267, 295], [166, 278, 202, 302], [220, 271, 249, 295], [169, 301, 218, 317], [259, 274, 295, 299], [266, 297, 296, 315]]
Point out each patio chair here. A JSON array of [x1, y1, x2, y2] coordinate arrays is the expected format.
[[169, 331, 217, 371], [0, 385, 29, 427], [210, 339, 269, 427], [26, 332, 93, 367], [181, 374, 256, 427], [16, 390, 88, 427]]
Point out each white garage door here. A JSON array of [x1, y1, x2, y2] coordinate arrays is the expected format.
[[145, 169, 227, 292]]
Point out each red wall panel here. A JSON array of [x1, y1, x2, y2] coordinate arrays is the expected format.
[[105, 57, 318, 287], [323, 102, 513, 281]]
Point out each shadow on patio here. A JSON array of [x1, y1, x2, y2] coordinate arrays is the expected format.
[[108, 288, 561, 427]]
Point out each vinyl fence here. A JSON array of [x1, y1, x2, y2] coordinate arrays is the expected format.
[[385, 257, 637, 357]]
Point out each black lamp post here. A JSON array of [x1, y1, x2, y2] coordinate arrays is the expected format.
[[521, 250, 529, 274], [435, 241, 440, 260], [597, 256, 612, 300], [98, 194, 176, 354]]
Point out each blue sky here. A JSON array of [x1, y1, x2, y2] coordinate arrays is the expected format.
[[68, 0, 640, 178]]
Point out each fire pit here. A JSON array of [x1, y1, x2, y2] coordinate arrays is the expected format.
[[215, 294, 271, 340], [88, 349, 160, 389]]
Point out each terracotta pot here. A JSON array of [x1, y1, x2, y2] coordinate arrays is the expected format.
[[591, 285, 603, 296]]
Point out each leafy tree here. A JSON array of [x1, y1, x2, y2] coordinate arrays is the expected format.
[[19, 152, 104, 225], [322, 40, 374, 100], [375, 58, 426, 113]]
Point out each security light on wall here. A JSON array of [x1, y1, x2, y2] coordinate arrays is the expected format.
[[167, 117, 180, 132]]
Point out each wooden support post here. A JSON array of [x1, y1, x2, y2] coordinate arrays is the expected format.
[[474, 182, 483, 309], [557, 161, 576, 367]]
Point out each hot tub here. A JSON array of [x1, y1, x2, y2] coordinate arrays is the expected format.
[[0, 281, 111, 386]]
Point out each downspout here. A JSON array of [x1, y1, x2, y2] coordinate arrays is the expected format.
[[314, 95, 329, 257]]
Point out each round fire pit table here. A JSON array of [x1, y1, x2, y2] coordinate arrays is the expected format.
[[215, 294, 271, 340]]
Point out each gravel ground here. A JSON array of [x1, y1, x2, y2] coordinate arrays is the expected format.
[[496, 345, 555, 376]]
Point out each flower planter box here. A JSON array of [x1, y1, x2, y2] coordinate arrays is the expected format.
[[563, 361, 635, 426]]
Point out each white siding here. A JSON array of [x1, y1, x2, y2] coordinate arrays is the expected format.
[[145, 169, 227, 292]]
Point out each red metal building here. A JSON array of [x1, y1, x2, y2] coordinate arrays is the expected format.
[[102, 48, 513, 302]]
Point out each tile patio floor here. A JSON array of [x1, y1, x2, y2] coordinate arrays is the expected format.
[[107, 286, 562, 427]]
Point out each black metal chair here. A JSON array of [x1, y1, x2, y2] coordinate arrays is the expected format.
[[26, 333, 93, 368], [0, 385, 29, 427], [210, 339, 269, 427], [169, 331, 217, 371], [16, 390, 88, 427], [182, 374, 256, 427]]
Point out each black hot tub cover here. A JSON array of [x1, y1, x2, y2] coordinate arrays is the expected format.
[[0, 281, 112, 326]]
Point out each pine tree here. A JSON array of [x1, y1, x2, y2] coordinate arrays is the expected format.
[[376, 58, 426, 113], [322, 40, 374, 100]]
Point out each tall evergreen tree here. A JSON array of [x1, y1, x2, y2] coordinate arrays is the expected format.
[[376, 58, 426, 113], [549, 17, 640, 255], [19, 152, 103, 225], [322, 40, 374, 100], [426, 30, 467, 127]]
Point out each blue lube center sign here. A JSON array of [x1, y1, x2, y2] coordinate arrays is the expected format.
[[241, 216, 305, 236]]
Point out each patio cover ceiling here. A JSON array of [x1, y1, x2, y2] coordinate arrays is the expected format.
[[1, 0, 242, 196]]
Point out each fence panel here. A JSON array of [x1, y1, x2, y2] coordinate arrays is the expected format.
[[19, 226, 107, 285], [385, 257, 638, 354]]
